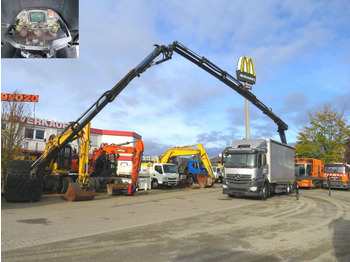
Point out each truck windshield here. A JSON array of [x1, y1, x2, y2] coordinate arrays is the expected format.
[[163, 164, 178, 173], [325, 166, 345, 174], [225, 153, 256, 168], [295, 164, 310, 177]]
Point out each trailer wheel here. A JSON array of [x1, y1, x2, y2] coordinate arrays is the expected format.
[[4, 160, 43, 202], [60, 177, 73, 194], [286, 184, 291, 195]]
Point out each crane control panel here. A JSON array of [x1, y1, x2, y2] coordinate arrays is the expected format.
[[3, 9, 71, 55]]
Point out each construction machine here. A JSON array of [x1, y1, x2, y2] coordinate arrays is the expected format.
[[89, 140, 144, 196], [159, 144, 215, 188], [5, 41, 288, 202]]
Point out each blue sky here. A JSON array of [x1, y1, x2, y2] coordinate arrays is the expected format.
[[2, 0, 350, 157]]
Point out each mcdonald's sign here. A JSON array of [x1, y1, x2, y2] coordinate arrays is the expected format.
[[236, 56, 256, 85]]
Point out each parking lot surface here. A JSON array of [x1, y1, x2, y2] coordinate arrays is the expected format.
[[2, 185, 350, 262]]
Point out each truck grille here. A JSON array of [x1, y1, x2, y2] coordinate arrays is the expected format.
[[331, 176, 342, 181], [226, 173, 251, 184]]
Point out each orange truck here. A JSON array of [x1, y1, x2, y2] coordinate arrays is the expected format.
[[322, 163, 350, 190], [294, 158, 324, 188]]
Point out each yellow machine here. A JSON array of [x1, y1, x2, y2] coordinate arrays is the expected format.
[[158, 144, 215, 188], [62, 122, 95, 201]]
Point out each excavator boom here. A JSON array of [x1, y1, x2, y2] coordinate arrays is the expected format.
[[159, 143, 215, 187]]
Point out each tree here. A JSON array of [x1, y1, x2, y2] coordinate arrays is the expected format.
[[1, 94, 32, 191], [295, 104, 350, 163]]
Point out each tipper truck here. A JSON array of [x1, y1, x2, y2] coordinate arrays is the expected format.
[[222, 138, 295, 200]]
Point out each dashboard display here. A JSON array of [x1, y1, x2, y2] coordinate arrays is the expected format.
[[29, 12, 46, 23]]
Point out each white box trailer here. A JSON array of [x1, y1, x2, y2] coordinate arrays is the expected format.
[[222, 138, 295, 200]]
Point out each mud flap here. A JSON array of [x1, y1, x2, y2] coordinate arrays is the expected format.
[[62, 182, 95, 201], [197, 173, 212, 189]]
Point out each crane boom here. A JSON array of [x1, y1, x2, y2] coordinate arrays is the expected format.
[[32, 41, 287, 176]]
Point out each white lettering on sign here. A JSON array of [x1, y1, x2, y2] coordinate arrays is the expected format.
[[24, 117, 69, 129], [2, 114, 69, 129]]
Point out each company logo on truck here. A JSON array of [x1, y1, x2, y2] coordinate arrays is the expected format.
[[236, 56, 256, 85]]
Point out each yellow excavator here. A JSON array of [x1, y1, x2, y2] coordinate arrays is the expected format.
[[158, 144, 215, 188]]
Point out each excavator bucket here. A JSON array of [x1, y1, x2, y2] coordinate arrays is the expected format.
[[106, 183, 129, 196], [197, 173, 213, 189], [62, 182, 95, 201]]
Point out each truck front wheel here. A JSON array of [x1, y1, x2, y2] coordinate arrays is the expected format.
[[151, 179, 158, 189], [260, 182, 268, 200]]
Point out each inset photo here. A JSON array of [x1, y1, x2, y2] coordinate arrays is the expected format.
[[1, 0, 79, 58]]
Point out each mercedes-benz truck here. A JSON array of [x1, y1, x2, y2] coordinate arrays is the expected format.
[[222, 138, 295, 200]]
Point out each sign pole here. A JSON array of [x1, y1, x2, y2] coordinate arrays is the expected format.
[[245, 98, 250, 139], [244, 83, 252, 139]]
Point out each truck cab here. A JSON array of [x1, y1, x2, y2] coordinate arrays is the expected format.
[[185, 159, 207, 183], [223, 147, 268, 197]]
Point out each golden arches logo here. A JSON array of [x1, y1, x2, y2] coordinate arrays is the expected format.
[[236, 56, 256, 85]]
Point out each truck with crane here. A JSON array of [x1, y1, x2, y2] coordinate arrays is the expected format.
[[4, 41, 289, 202]]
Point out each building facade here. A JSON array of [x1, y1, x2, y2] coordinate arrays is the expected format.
[[19, 116, 141, 166]]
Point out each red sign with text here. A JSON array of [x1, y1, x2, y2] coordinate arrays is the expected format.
[[1, 93, 39, 102]]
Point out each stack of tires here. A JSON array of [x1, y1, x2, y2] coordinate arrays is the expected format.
[[4, 160, 43, 202]]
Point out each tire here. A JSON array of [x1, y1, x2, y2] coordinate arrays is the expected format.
[[4, 160, 43, 202], [94, 177, 100, 191], [228, 194, 235, 198], [89, 177, 96, 189], [114, 177, 123, 184], [286, 184, 291, 195], [260, 183, 268, 200], [188, 175, 194, 185], [60, 177, 73, 194], [151, 179, 158, 189]]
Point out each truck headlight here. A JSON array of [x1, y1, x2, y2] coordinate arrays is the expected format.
[[250, 186, 258, 192], [223, 184, 227, 189]]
